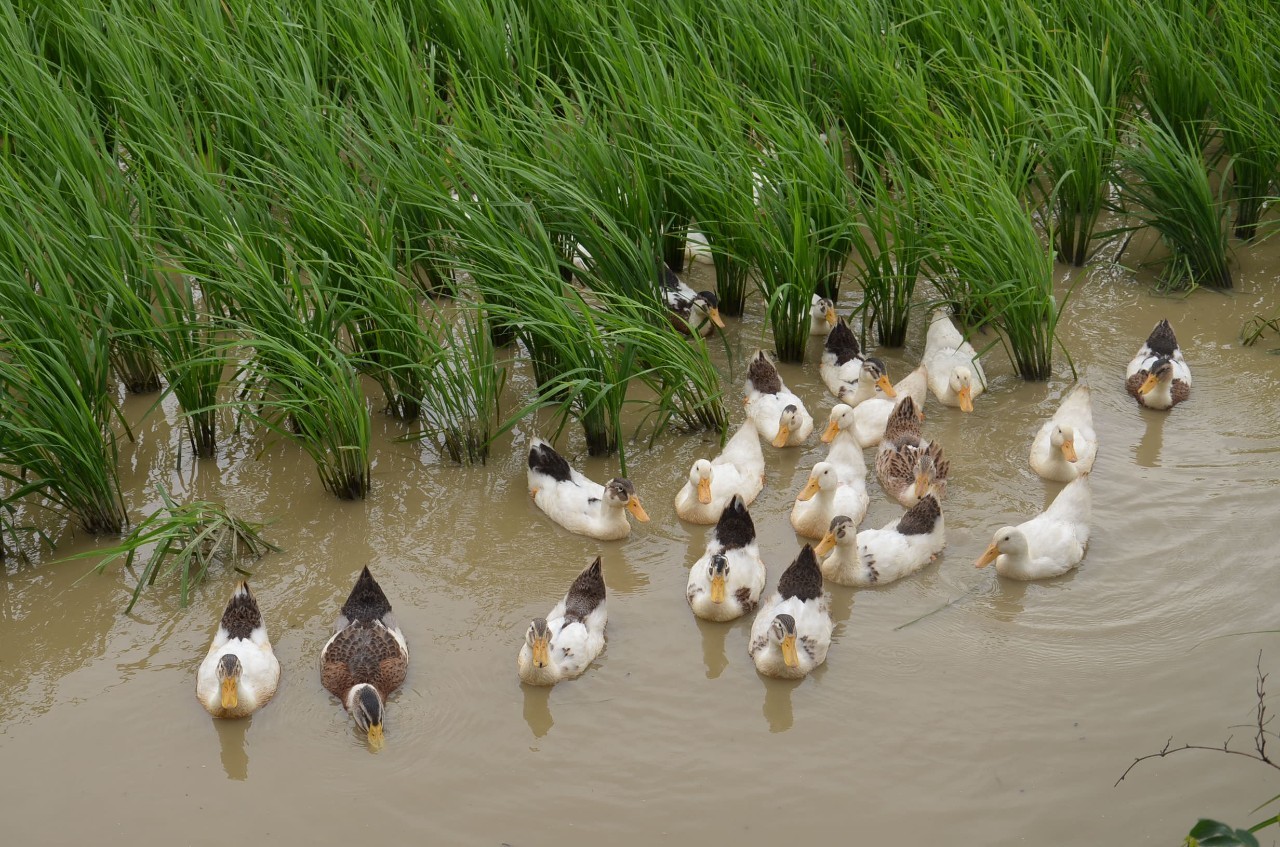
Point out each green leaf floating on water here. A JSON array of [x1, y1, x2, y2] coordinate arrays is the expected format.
[[1186, 819, 1260, 847]]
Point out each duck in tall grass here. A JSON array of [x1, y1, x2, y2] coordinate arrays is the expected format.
[[810, 294, 838, 335], [674, 420, 765, 524], [1030, 383, 1097, 482], [791, 461, 869, 539], [686, 495, 766, 622], [196, 582, 280, 719], [527, 438, 650, 540], [321, 567, 408, 749], [874, 396, 949, 507], [683, 228, 715, 265], [815, 494, 946, 587], [518, 557, 607, 686], [749, 545, 832, 679], [827, 362, 928, 449], [976, 475, 1091, 580], [663, 263, 725, 338], [1125, 319, 1191, 410], [820, 318, 896, 405], [744, 351, 814, 448], [924, 311, 985, 412]]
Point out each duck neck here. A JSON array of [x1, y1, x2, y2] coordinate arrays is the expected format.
[[518, 648, 560, 686], [1144, 379, 1174, 409]]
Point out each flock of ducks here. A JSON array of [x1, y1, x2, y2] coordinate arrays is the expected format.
[[195, 308, 1192, 748]]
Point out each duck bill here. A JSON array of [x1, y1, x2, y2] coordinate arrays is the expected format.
[[914, 474, 929, 500], [1139, 374, 1159, 395], [220, 676, 239, 710], [797, 477, 821, 502], [708, 308, 726, 329], [958, 386, 973, 413], [627, 497, 651, 522], [771, 423, 791, 448], [815, 532, 836, 557], [780, 634, 800, 668], [820, 419, 840, 444], [367, 723, 385, 750], [531, 636, 551, 668], [876, 375, 897, 398], [975, 543, 1000, 569], [1061, 439, 1078, 463], [710, 574, 726, 604], [696, 477, 713, 505], [824, 309, 837, 328]]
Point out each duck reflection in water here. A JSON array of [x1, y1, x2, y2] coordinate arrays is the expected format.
[[522, 685, 554, 739], [215, 717, 250, 781], [1136, 410, 1166, 468], [762, 679, 801, 734], [698, 617, 730, 680]]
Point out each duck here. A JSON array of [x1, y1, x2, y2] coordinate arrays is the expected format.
[[674, 420, 765, 524], [196, 581, 280, 719], [874, 396, 949, 507], [663, 263, 725, 337], [791, 461, 869, 539], [820, 318, 897, 406], [924, 311, 985, 412], [818, 404, 870, 488], [749, 544, 833, 679], [321, 567, 409, 748], [744, 351, 814, 448], [1125, 319, 1191, 410], [518, 556, 608, 686], [686, 495, 767, 622], [810, 294, 838, 335], [1030, 383, 1098, 482], [976, 474, 1091, 580], [527, 438, 650, 540], [683, 228, 715, 265], [828, 363, 928, 449], [815, 494, 946, 587]]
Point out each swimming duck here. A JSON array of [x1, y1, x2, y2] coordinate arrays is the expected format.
[[976, 474, 1091, 580], [791, 460, 869, 539], [1125, 319, 1191, 410], [820, 319, 897, 406], [817, 404, 869, 488], [196, 581, 280, 719], [674, 420, 765, 524], [924, 311, 985, 412], [663, 263, 725, 337], [749, 545, 832, 679], [321, 567, 409, 748], [810, 294, 838, 335], [815, 494, 946, 587], [827, 363, 928, 449], [744, 351, 814, 448], [683, 228, 715, 265], [1030, 383, 1097, 482], [874, 396, 949, 507], [518, 556, 608, 686], [527, 438, 650, 540], [686, 495, 767, 622]]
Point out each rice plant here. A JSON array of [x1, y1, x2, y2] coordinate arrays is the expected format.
[[417, 304, 506, 465], [1118, 1, 1216, 152]]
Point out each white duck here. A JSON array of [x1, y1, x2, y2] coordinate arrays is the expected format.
[[683, 228, 715, 265], [832, 363, 929, 449], [976, 474, 1091, 580], [1125, 319, 1191, 410], [686, 495, 767, 622], [1030, 383, 1098, 482], [674, 420, 765, 524], [527, 439, 650, 540], [518, 557, 608, 686], [815, 494, 946, 587], [196, 582, 280, 719], [750, 545, 832, 679], [820, 318, 897, 405], [924, 311, 986, 412], [810, 294, 838, 335], [817, 404, 870, 488], [744, 351, 814, 448], [791, 461, 869, 539]]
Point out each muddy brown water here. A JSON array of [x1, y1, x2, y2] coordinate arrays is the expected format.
[[3, 235, 1279, 845]]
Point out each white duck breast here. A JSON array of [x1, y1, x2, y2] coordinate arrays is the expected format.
[[744, 351, 814, 448], [527, 439, 650, 540], [674, 420, 766, 524], [196, 582, 280, 719], [750, 545, 832, 679], [1030, 383, 1098, 482], [816, 495, 946, 587], [818, 405, 870, 487], [924, 311, 986, 411], [519, 557, 608, 686], [686, 495, 767, 622], [1125, 319, 1191, 410], [791, 461, 869, 539], [848, 363, 929, 449], [976, 475, 1091, 580]]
